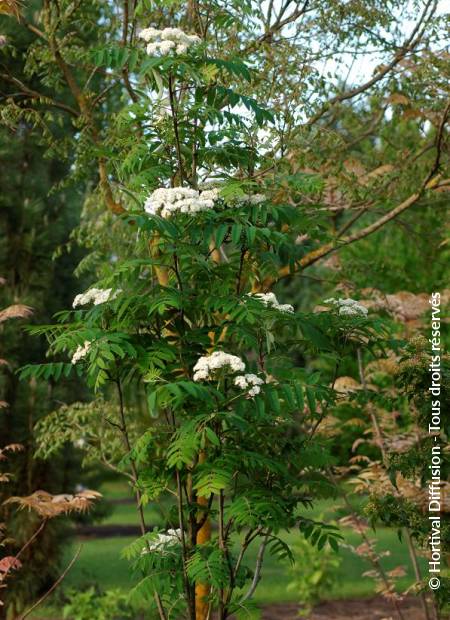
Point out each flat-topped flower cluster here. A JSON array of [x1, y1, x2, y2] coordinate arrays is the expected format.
[[73, 287, 120, 308], [193, 351, 245, 381], [139, 27, 201, 55], [234, 373, 264, 397], [71, 341, 91, 364], [235, 193, 266, 205], [144, 187, 219, 218], [249, 292, 294, 314], [197, 183, 266, 206], [142, 528, 182, 555], [325, 297, 368, 317], [193, 351, 264, 397]]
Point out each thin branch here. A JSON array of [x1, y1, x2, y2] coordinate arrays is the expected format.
[[0, 72, 79, 117], [268, 169, 442, 288], [115, 378, 167, 620], [308, 361, 340, 439], [425, 98, 450, 183], [121, 0, 139, 102], [264, 96, 448, 289], [236, 245, 247, 295], [22, 21, 46, 40], [338, 107, 387, 152], [238, 530, 270, 603], [91, 82, 120, 107], [357, 348, 386, 462], [38, 1, 126, 215], [195, 493, 214, 533], [115, 379, 147, 537], [242, 1, 310, 54], [19, 545, 82, 619], [176, 467, 196, 620], [14, 519, 47, 562], [330, 474, 406, 620], [218, 490, 226, 620], [333, 174, 441, 248], [306, 0, 437, 125], [405, 529, 432, 620], [232, 527, 262, 581], [168, 74, 185, 184], [336, 205, 371, 239]]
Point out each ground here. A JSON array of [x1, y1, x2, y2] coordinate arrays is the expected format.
[[263, 597, 427, 619]]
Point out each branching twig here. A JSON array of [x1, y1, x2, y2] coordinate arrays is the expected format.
[[19, 545, 82, 619], [267, 166, 443, 289], [115, 378, 168, 620], [306, 0, 438, 125], [238, 530, 271, 603], [242, 1, 310, 54], [0, 72, 79, 117]]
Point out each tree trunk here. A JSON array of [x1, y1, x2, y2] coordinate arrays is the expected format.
[[195, 452, 211, 620]]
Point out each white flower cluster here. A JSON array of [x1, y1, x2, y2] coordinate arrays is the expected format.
[[234, 373, 264, 397], [249, 292, 294, 314], [71, 341, 91, 364], [139, 27, 201, 55], [238, 193, 266, 205], [224, 193, 266, 206], [73, 288, 120, 308], [193, 351, 245, 382], [144, 187, 219, 218], [324, 297, 368, 317], [142, 529, 182, 554]]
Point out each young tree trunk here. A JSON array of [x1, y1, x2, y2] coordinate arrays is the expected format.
[[195, 451, 211, 620]]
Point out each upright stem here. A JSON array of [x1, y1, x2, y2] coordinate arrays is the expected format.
[[116, 379, 147, 535], [334, 477, 405, 620], [195, 451, 211, 620], [405, 529, 432, 620], [218, 490, 226, 620], [115, 379, 167, 620], [195, 237, 224, 617], [238, 530, 270, 603], [191, 117, 198, 187], [121, 0, 138, 102], [168, 74, 185, 184], [357, 348, 431, 620], [357, 349, 386, 461], [176, 468, 196, 620]]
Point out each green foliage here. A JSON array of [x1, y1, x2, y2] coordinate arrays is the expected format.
[[13, 17, 389, 613], [186, 547, 230, 589], [62, 587, 134, 620], [298, 518, 343, 553], [3, 1, 447, 617], [287, 533, 342, 616], [33, 400, 127, 468]]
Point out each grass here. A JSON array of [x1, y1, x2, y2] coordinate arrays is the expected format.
[[60, 527, 424, 604], [98, 481, 165, 527], [33, 480, 428, 617]]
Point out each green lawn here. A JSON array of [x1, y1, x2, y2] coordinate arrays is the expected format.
[[33, 481, 428, 617], [98, 481, 165, 527], [60, 526, 425, 603]]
